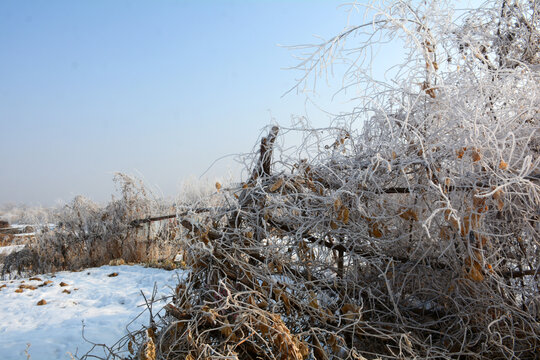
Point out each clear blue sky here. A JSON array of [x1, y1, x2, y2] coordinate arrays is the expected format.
[[0, 1, 411, 205]]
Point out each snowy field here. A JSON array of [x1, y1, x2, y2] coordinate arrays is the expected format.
[[0, 264, 186, 359]]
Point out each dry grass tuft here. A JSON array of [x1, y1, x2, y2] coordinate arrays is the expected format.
[[109, 258, 126, 266], [19, 284, 37, 290]]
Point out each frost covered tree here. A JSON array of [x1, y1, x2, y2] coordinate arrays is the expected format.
[[103, 1, 539, 359]]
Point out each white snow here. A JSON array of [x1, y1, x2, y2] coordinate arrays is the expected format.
[[0, 244, 25, 256], [6, 224, 29, 229], [0, 264, 187, 360]]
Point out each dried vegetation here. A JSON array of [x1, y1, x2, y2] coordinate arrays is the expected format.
[[1, 173, 179, 277]]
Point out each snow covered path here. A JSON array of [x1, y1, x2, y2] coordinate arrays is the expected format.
[[0, 265, 186, 359]]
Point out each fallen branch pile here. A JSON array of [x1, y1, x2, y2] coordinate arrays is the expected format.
[[126, 117, 538, 359]]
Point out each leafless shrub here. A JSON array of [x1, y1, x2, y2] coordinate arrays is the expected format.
[[1, 247, 41, 278], [1, 173, 179, 277]]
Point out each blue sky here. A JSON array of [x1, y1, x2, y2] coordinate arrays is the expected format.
[[1, 0, 364, 205], [2, 0, 450, 205]]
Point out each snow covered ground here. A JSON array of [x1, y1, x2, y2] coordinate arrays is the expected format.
[[0, 264, 187, 359], [0, 244, 25, 256]]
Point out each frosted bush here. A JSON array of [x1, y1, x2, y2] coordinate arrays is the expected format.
[[88, 1, 540, 359]]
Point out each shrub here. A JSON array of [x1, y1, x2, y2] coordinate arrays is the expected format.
[[1, 173, 178, 277]]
